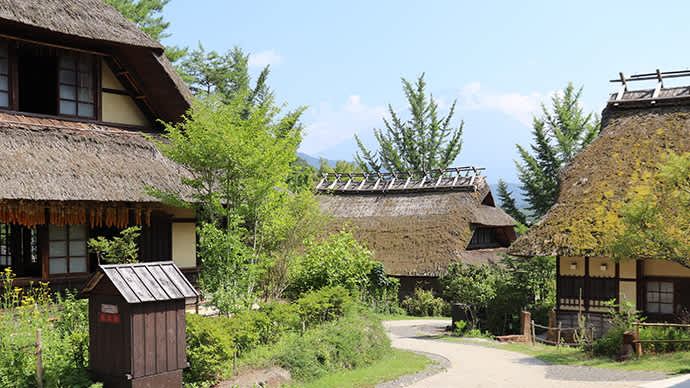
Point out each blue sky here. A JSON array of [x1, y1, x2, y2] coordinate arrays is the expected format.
[[163, 1, 690, 183]]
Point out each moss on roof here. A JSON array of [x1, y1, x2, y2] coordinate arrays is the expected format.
[[509, 104, 690, 257]]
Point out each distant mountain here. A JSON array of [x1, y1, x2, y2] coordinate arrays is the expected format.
[[297, 152, 346, 168]]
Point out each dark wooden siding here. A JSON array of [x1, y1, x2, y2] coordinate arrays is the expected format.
[[130, 300, 186, 378], [138, 215, 172, 262]]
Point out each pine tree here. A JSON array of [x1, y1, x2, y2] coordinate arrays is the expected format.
[[497, 179, 527, 225], [502, 83, 600, 223], [355, 73, 463, 174]]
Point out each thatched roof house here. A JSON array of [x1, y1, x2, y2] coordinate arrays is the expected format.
[[318, 168, 516, 294], [0, 0, 197, 288], [509, 70, 690, 328]]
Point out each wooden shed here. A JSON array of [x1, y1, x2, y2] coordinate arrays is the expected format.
[[79, 261, 199, 388]]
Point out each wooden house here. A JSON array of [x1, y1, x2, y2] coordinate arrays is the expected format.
[[317, 167, 516, 296], [0, 0, 198, 290], [509, 70, 690, 331]]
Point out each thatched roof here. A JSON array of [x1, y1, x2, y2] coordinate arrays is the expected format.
[[319, 176, 516, 276], [0, 0, 192, 123], [0, 0, 161, 49], [509, 86, 690, 257], [0, 113, 191, 203]]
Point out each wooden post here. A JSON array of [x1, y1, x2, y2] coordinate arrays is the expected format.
[[547, 309, 556, 343], [589, 327, 594, 358], [634, 323, 642, 356], [521, 311, 531, 342], [531, 320, 536, 345], [36, 329, 43, 388], [557, 322, 562, 348]]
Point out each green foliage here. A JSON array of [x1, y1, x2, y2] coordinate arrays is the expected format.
[[275, 312, 389, 382], [502, 83, 600, 223], [155, 92, 308, 313], [441, 263, 497, 329], [295, 286, 355, 329], [610, 152, 690, 269], [355, 73, 463, 174], [0, 271, 97, 387], [453, 320, 468, 335], [87, 226, 141, 264], [592, 327, 625, 358], [288, 230, 375, 296], [184, 287, 360, 386], [287, 156, 319, 193], [592, 299, 645, 358], [362, 263, 403, 315], [496, 179, 527, 225], [401, 288, 449, 317], [639, 326, 690, 353]]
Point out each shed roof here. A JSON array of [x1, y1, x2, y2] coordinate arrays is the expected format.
[[80, 261, 199, 304], [0, 113, 193, 203], [509, 78, 690, 257], [319, 175, 516, 276]]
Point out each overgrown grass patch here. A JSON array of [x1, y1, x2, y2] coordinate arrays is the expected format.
[[439, 336, 690, 374], [288, 348, 432, 388]]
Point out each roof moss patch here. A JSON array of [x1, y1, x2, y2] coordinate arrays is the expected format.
[[509, 105, 690, 257]]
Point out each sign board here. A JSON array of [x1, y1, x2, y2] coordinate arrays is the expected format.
[[101, 303, 119, 314], [98, 312, 120, 323]]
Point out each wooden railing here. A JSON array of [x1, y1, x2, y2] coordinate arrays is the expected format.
[[531, 320, 594, 356], [631, 322, 690, 356]]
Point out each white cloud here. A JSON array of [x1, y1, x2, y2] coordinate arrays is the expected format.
[[458, 82, 543, 127], [300, 95, 386, 156], [248, 50, 283, 68]]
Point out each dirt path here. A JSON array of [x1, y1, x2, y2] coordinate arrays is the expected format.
[[383, 319, 677, 388]]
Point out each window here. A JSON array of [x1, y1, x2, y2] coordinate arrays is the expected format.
[[0, 42, 8, 108], [467, 228, 499, 249], [647, 281, 673, 314], [48, 224, 88, 275], [0, 224, 9, 266], [58, 54, 95, 118]]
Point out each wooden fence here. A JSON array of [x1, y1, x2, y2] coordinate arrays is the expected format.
[[531, 320, 594, 356], [9, 328, 43, 388], [631, 322, 690, 356]]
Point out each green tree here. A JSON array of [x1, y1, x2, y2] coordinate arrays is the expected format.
[[88, 226, 141, 264], [177, 44, 270, 108], [610, 152, 690, 269], [501, 83, 600, 222], [355, 73, 463, 174], [496, 179, 527, 225], [104, 0, 187, 62], [154, 93, 307, 313], [440, 262, 497, 329]]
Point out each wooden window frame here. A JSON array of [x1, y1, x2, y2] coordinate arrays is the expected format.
[[0, 39, 101, 120], [646, 280, 674, 315], [0, 223, 10, 266], [47, 224, 89, 277], [57, 52, 98, 119]]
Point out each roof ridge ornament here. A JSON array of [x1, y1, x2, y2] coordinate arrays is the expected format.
[[316, 166, 486, 194], [610, 69, 690, 106]]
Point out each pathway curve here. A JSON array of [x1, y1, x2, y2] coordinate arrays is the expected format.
[[383, 319, 676, 388]]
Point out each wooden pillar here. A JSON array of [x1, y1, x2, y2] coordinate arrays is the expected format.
[[547, 309, 556, 343], [520, 311, 531, 341], [555, 256, 561, 312], [584, 256, 590, 312]]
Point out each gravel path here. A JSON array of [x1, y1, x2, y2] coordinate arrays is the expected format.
[[382, 319, 674, 388]]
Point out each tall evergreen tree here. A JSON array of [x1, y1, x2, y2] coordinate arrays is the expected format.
[[104, 0, 187, 62], [355, 73, 463, 174], [496, 179, 527, 225], [502, 83, 600, 223]]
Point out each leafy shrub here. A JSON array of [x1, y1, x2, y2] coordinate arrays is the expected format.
[[640, 326, 690, 353], [593, 299, 645, 358], [363, 263, 404, 314], [185, 313, 234, 384], [296, 286, 355, 329], [288, 230, 375, 296], [402, 288, 449, 317], [593, 327, 625, 358], [453, 320, 468, 335], [276, 312, 390, 381]]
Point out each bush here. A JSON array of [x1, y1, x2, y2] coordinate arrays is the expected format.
[[288, 230, 375, 296], [295, 286, 354, 329], [593, 299, 645, 358], [276, 312, 390, 381], [640, 326, 690, 353], [592, 327, 625, 358], [185, 313, 234, 384], [363, 263, 404, 315], [402, 288, 449, 317]]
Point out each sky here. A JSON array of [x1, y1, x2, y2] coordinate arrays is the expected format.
[[163, 1, 690, 184]]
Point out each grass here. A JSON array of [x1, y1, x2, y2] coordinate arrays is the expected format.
[[288, 348, 434, 388], [439, 336, 690, 374]]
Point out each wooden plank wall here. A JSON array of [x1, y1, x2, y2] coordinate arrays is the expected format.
[[131, 300, 186, 378]]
